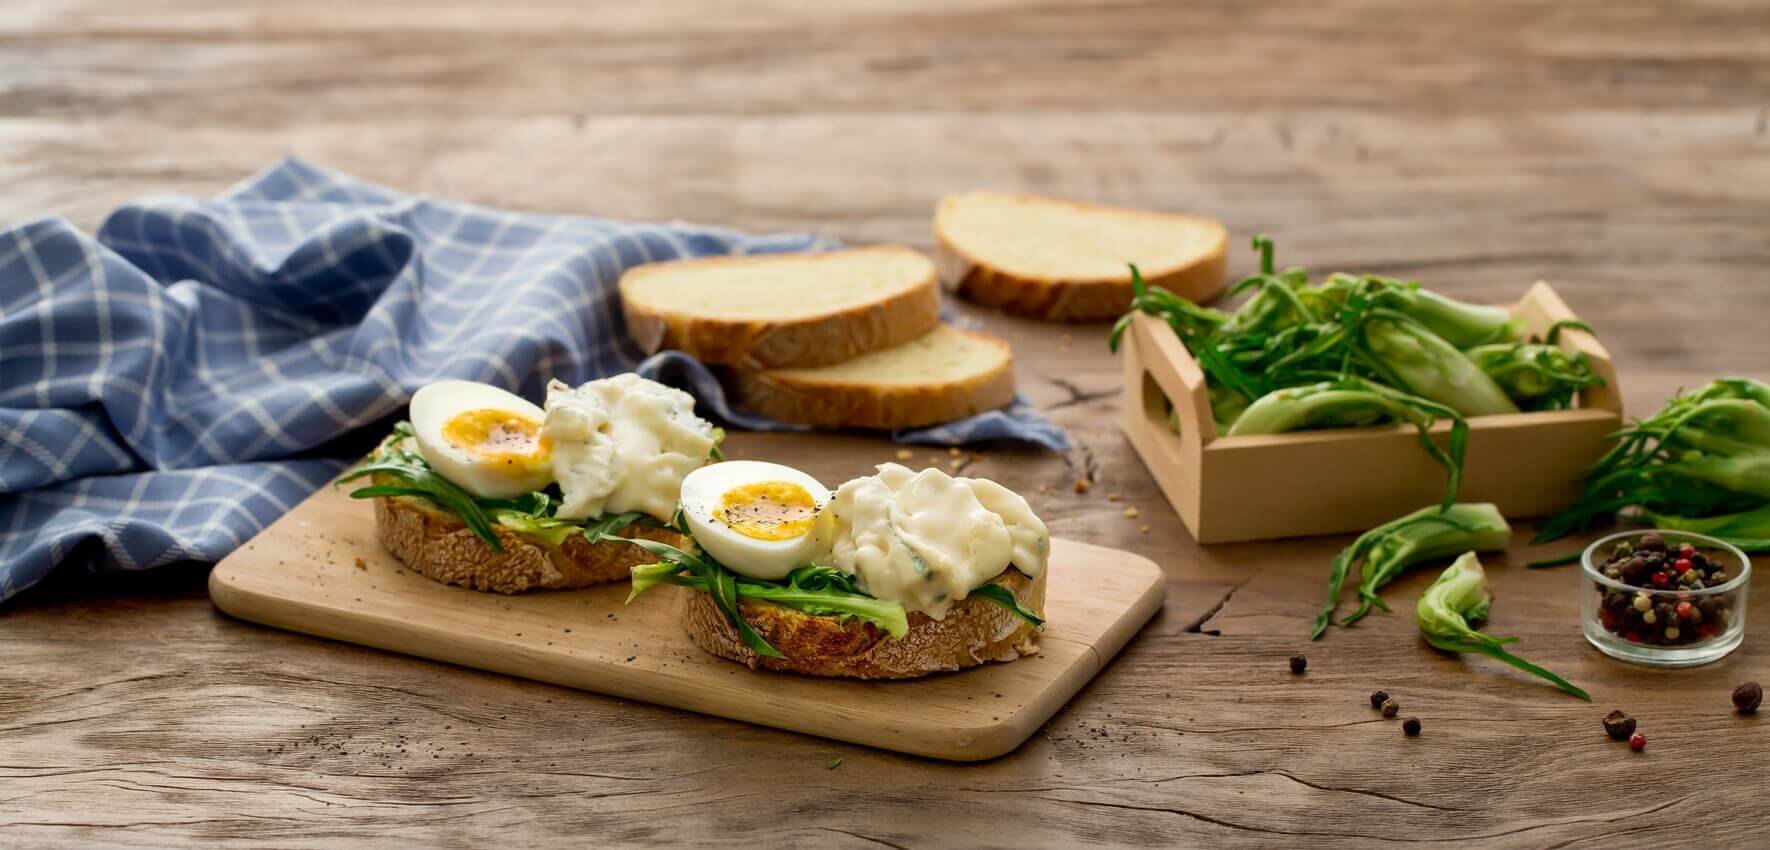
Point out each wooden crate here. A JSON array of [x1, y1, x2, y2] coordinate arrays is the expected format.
[[1119, 282, 1622, 544]]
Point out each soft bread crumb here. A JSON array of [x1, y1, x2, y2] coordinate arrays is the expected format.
[[1073, 479, 1091, 494], [1123, 506, 1140, 518]]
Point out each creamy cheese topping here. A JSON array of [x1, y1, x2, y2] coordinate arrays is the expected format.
[[543, 374, 715, 522], [825, 463, 1048, 619]]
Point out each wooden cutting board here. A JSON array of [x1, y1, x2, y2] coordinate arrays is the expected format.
[[208, 484, 1166, 761]]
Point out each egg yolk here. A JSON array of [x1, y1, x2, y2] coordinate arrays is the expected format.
[[441, 408, 551, 468], [715, 481, 818, 541]]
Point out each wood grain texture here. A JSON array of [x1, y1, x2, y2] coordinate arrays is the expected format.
[[208, 484, 1164, 761], [4, 0, 1770, 847]]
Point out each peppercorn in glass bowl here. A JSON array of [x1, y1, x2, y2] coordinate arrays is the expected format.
[[1582, 530, 1750, 667]]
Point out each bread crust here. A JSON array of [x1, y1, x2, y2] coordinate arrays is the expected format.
[[681, 568, 1045, 679], [934, 194, 1228, 322], [730, 329, 1015, 429], [619, 246, 942, 369], [371, 490, 690, 594]]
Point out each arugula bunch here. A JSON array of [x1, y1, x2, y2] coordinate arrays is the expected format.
[[616, 515, 1044, 659], [1535, 377, 1770, 553], [336, 422, 656, 550]]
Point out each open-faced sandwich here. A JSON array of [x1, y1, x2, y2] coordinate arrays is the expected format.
[[340, 375, 722, 593], [619, 460, 1049, 679]]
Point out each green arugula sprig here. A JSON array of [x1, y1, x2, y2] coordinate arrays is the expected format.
[[338, 423, 505, 549]]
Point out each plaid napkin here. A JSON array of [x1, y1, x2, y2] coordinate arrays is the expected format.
[[0, 158, 1067, 603]]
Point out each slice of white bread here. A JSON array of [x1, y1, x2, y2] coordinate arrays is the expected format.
[[732, 324, 1015, 430], [371, 478, 693, 594], [619, 246, 942, 369], [934, 191, 1229, 322], [682, 568, 1044, 679]]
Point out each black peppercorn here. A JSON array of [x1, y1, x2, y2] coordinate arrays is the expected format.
[[1289, 654, 1307, 675], [1402, 717, 1421, 736], [1369, 690, 1389, 709], [1602, 709, 1637, 740], [1735, 682, 1762, 714], [1381, 697, 1400, 718]]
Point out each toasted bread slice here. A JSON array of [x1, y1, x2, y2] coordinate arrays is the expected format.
[[371, 486, 691, 594], [934, 191, 1228, 321], [619, 246, 942, 369], [731, 324, 1015, 429], [681, 568, 1044, 679]]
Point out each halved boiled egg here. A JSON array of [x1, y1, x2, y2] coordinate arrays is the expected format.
[[410, 380, 554, 499], [679, 460, 831, 580]]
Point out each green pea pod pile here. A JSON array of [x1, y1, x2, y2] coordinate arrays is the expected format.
[[1417, 552, 1591, 700], [1110, 236, 1604, 511], [1535, 377, 1770, 554]]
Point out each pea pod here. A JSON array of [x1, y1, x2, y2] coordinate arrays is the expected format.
[[1417, 553, 1591, 700], [1313, 503, 1511, 638], [1466, 342, 1605, 411], [1320, 273, 1524, 349], [1361, 312, 1519, 417], [1228, 378, 1468, 512]]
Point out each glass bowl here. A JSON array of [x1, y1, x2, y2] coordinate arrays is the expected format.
[[1581, 529, 1750, 667]]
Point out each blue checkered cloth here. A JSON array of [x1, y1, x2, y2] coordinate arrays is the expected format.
[[0, 158, 1067, 602]]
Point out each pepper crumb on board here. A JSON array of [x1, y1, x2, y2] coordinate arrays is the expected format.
[[1735, 681, 1762, 713], [1602, 710, 1637, 740], [1402, 717, 1421, 736], [1288, 654, 1307, 674], [1369, 690, 1389, 709], [1073, 479, 1091, 494], [1381, 698, 1400, 718]]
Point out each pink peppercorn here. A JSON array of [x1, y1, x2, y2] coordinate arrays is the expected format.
[[1676, 601, 1696, 620], [1629, 732, 1646, 751], [1680, 543, 1696, 558], [1675, 558, 1694, 573]]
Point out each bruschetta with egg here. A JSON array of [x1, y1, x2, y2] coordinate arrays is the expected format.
[[342, 375, 722, 594], [618, 461, 1048, 679]]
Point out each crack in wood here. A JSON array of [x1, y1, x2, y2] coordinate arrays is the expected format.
[[1045, 376, 1117, 410], [1182, 574, 1256, 636], [811, 827, 912, 850]]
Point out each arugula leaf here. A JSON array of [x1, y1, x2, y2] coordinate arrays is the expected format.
[[338, 445, 504, 551], [581, 511, 649, 544], [624, 549, 912, 644], [620, 537, 786, 658], [967, 582, 1045, 629]]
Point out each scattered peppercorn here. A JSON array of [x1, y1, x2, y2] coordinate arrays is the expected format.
[[1628, 731, 1646, 751], [1735, 681, 1762, 714], [1381, 697, 1400, 718], [1289, 654, 1308, 675], [1602, 710, 1637, 741], [1402, 717, 1421, 736], [1369, 690, 1389, 709]]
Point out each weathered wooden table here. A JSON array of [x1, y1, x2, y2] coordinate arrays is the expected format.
[[5, 1, 1769, 846]]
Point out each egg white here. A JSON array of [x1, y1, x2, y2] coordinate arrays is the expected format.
[[410, 380, 553, 500], [679, 460, 831, 580]]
